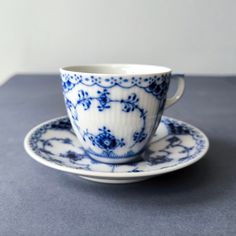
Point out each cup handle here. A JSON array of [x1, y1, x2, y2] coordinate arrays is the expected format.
[[164, 74, 185, 109]]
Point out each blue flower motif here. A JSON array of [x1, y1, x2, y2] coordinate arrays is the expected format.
[[83, 127, 125, 152], [95, 127, 125, 150], [97, 89, 111, 111]]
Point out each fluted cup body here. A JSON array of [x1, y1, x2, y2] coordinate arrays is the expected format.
[[60, 64, 172, 164]]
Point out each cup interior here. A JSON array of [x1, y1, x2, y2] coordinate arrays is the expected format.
[[61, 64, 171, 76]]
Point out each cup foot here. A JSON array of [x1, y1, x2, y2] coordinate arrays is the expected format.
[[88, 153, 143, 164]]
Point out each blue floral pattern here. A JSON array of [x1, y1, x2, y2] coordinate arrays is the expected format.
[[61, 73, 171, 99], [27, 116, 209, 173], [65, 88, 148, 156], [145, 74, 170, 99], [60, 72, 181, 160], [97, 89, 111, 111], [83, 126, 125, 156]]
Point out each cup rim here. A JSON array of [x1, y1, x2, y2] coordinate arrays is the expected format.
[[60, 64, 172, 76]]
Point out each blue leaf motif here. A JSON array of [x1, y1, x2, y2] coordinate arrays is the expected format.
[[121, 93, 139, 112], [77, 90, 92, 110], [148, 155, 172, 165], [65, 99, 78, 120], [167, 136, 181, 147], [133, 130, 147, 143], [60, 150, 84, 162], [165, 121, 191, 135]]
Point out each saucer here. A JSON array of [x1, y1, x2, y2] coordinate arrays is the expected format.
[[24, 116, 209, 184]]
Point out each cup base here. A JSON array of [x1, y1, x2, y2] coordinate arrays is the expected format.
[[87, 153, 143, 164]]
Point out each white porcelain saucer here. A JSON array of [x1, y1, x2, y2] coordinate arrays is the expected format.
[[24, 116, 209, 184]]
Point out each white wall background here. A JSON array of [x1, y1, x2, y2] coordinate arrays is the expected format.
[[1, 0, 236, 84]]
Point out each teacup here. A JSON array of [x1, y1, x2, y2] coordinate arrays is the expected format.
[[60, 64, 185, 164]]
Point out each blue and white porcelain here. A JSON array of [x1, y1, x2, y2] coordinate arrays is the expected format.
[[24, 116, 209, 184], [60, 64, 185, 164]]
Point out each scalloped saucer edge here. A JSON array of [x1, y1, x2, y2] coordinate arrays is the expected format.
[[24, 116, 209, 184]]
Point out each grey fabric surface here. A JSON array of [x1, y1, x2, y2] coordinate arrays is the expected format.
[[0, 75, 236, 236]]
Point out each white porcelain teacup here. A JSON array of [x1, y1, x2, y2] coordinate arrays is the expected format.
[[60, 64, 185, 164]]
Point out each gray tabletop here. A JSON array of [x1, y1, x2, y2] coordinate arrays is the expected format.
[[0, 75, 236, 236]]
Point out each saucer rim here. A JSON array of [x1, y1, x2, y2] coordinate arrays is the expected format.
[[24, 116, 209, 179]]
